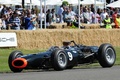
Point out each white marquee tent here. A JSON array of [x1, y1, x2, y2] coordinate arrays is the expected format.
[[61, 0, 79, 5], [80, 0, 104, 5], [0, 0, 105, 6], [45, 0, 105, 6], [45, 0, 61, 5], [45, 0, 104, 5], [106, 0, 120, 8], [0, 0, 21, 5], [0, 0, 41, 5]]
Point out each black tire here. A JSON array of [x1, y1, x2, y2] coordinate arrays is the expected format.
[[98, 43, 116, 68], [51, 49, 68, 71], [8, 50, 23, 72]]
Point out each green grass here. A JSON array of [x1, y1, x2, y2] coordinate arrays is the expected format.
[[0, 47, 120, 73], [114, 47, 120, 65]]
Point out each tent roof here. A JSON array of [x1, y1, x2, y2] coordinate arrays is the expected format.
[[106, 0, 120, 8], [80, 0, 104, 5]]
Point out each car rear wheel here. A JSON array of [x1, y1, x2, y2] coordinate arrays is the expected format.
[[98, 43, 116, 68], [8, 51, 23, 72], [51, 49, 68, 71]]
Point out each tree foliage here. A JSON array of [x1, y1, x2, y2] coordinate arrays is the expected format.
[[62, 1, 69, 6]]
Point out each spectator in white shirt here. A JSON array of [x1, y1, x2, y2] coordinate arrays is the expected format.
[[100, 8, 108, 22], [38, 9, 45, 28], [88, 8, 93, 24], [57, 5, 64, 23]]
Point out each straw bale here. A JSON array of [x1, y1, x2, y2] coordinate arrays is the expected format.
[[1, 29, 120, 50], [49, 23, 68, 29], [81, 23, 100, 29]]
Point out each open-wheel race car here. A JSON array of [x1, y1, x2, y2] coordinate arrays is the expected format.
[[8, 40, 116, 72]]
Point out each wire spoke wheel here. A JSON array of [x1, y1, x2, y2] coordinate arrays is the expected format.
[[105, 48, 115, 64], [58, 52, 67, 67], [51, 49, 68, 71], [98, 43, 116, 67]]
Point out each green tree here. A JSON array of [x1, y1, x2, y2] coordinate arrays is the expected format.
[[62, 1, 69, 6]]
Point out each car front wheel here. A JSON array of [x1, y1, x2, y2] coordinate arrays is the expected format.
[[51, 49, 68, 71], [98, 43, 116, 68]]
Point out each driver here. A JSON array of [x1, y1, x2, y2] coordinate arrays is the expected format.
[[62, 41, 71, 49]]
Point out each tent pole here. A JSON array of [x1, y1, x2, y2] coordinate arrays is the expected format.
[[104, 0, 106, 8], [78, 0, 81, 29], [44, 0, 46, 29], [22, 0, 25, 8], [30, 0, 32, 9], [40, 0, 43, 29], [94, 0, 97, 24]]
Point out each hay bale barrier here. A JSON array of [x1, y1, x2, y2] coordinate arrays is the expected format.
[[0, 29, 120, 50], [81, 23, 100, 29]]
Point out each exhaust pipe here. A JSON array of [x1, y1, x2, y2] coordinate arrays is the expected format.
[[12, 58, 28, 69]]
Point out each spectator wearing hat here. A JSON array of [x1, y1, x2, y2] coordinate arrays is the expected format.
[[25, 13, 38, 30], [31, 15, 39, 30], [8, 11, 21, 30]]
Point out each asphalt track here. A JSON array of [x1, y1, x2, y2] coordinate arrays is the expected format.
[[0, 66, 120, 80]]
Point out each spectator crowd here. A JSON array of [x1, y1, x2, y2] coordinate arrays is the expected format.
[[0, 4, 120, 30]]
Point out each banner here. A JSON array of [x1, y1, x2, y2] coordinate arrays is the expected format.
[[0, 33, 17, 47]]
